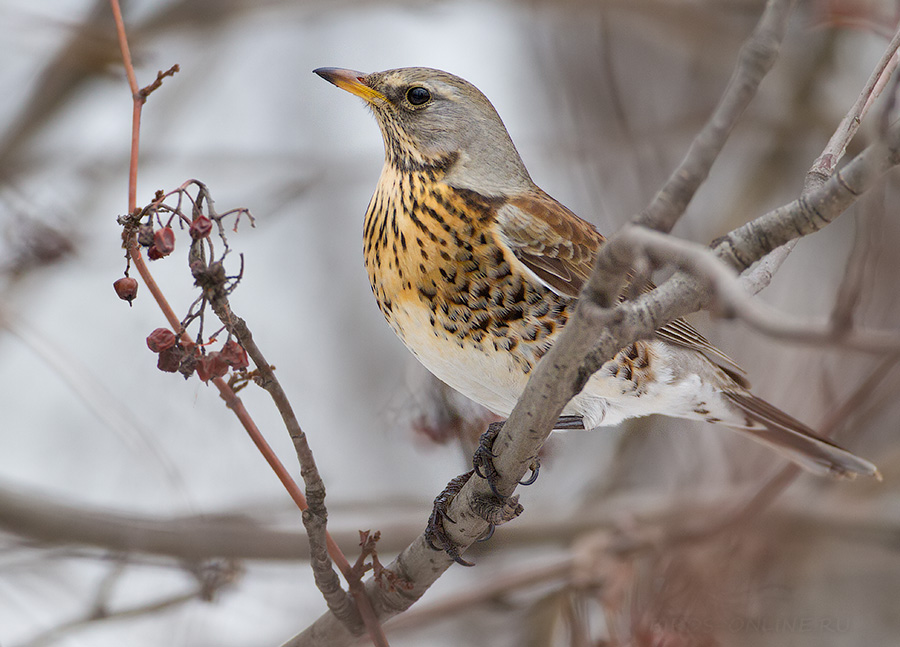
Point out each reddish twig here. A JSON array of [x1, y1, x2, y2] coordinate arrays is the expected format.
[[107, 1, 388, 644]]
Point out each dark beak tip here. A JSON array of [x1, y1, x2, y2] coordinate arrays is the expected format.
[[313, 67, 367, 84]]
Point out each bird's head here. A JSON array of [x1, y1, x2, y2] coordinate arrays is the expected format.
[[314, 66, 532, 193]]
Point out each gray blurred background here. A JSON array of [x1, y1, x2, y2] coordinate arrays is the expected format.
[[1, 0, 899, 645]]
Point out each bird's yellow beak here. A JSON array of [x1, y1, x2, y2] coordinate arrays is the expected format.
[[314, 67, 386, 103]]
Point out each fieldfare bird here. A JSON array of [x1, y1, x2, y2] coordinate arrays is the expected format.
[[315, 66, 878, 557]]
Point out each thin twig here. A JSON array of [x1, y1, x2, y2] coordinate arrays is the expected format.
[[618, 226, 900, 353], [805, 24, 900, 191], [714, 122, 900, 273], [107, 1, 387, 643], [208, 299, 376, 636], [634, 0, 796, 232], [736, 27, 900, 287]]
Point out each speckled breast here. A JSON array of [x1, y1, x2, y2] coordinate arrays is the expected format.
[[362, 164, 570, 413]]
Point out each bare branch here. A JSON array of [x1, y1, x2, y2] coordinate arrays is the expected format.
[[737, 239, 797, 295], [805, 25, 900, 191], [714, 121, 900, 272], [107, 3, 387, 642], [618, 225, 900, 354], [635, 0, 795, 232], [207, 299, 360, 630]]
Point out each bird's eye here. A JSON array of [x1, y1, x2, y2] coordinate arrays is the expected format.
[[406, 86, 431, 106]]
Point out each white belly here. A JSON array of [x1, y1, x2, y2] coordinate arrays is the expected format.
[[391, 302, 734, 431], [390, 302, 529, 417]]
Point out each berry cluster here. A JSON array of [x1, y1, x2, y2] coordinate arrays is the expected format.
[[114, 181, 255, 382], [146, 327, 249, 382]]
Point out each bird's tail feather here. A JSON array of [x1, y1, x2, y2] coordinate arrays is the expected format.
[[723, 391, 880, 480]]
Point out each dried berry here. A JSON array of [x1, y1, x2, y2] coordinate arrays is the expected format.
[[178, 350, 198, 379], [137, 223, 155, 247], [190, 215, 213, 240], [220, 340, 249, 369], [147, 245, 164, 260], [196, 352, 229, 382], [152, 226, 176, 257], [146, 328, 177, 352], [157, 345, 184, 373], [113, 277, 138, 305]]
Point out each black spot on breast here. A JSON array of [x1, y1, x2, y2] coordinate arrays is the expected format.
[[471, 312, 491, 332], [499, 305, 525, 322], [470, 282, 489, 299]]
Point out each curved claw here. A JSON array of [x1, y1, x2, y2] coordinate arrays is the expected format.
[[450, 552, 475, 567], [472, 421, 506, 496], [476, 523, 495, 543], [518, 462, 540, 486]]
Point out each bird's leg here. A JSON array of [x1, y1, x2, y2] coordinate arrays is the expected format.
[[472, 420, 542, 493], [425, 469, 523, 566], [472, 421, 506, 495], [425, 470, 476, 566], [473, 415, 585, 494], [427, 414, 585, 564]]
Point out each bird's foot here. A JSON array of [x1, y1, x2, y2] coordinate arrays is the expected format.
[[472, 421, 541, 496], [472, 416, 584, 495], [425, 470, 477, 566], [425, 469, 523, 566]]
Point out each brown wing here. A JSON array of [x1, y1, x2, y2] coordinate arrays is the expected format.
[[495, 190, 747, 379], [496, 190, 601, 298]]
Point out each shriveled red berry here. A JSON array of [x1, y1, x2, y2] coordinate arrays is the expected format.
[[157, 345, 184, 373], [196, 352, 229, 382], [152, 226, 176, 257], [189, 215, 213, 240], [147, 245, 164, 260], [113, 277, 138, 305], [146, 328, 177, 352], [220, 340, 249, 369]]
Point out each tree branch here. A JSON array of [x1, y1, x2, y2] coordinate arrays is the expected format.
[[616, 225, 900, 354], [805, 24, 900, 192], [635, 0, 795, 232], [714, 122, 900, 273]]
